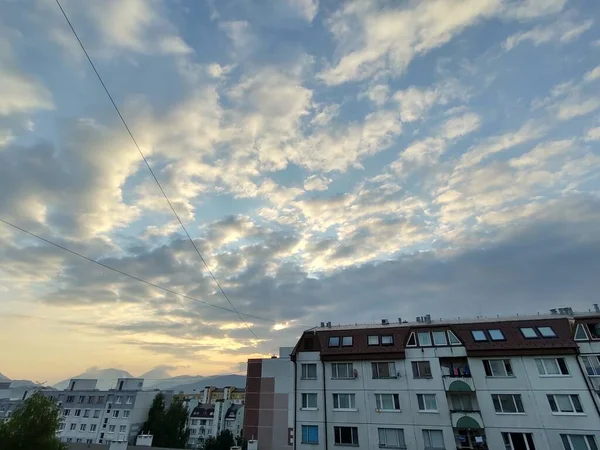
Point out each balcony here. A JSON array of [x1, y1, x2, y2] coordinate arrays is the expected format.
[[450, 410, 484, 429], [443, 375, 475, 392]]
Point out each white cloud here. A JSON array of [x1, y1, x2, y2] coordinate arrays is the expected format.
[[287, 0, 319, 22], [557, 97, 600, 120], [585, 127, 600, 141], [583, 65, 600, 83], [158, 35, 193, 55], [304, 175, 331, 191], [311, 104, 339, 127], [502, 0, 566, 21], [504, 19, 593, 51], [219, 20, 257, 56], [362, 84, 389, 107], [319, 0, 503, 85], [441, 112, 481, 139], [0, 67, 53, 116], [393, 86, 439, 122]]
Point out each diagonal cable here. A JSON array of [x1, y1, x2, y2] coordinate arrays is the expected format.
[[54, 0, 257, 339]]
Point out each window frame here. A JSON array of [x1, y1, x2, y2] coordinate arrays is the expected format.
[[483, 359, 514, 377], [381, 335, 394, 346], [520, 327, 539, 339], [447, 330, 461, 345], [547, 394, 584, 414], [417, 393, 438, 412], [432, 330, 447, 346], [329, 336, 340, 347], [535, 358, 569, 376], [334, 426, 359, 446], [341, 336, 353, 347], [502, 432, 537, 450], [418, 331, 432, 347], [581, 355, 600, 376], [492, 394, 525, 414], [575, 324, 590, 341], [301, 363, 317, 380], [375, 393, 401, 411], [368, 335, 380, 346], [488, 329, 505, 341], [411, 361, 433, 379], [422, 429, 444, 450], [537, 326, 557, 338], [332, 393, 356, 411], [560, 434, 598, 450], [471, 330, 488, 342], [372, 361, 397, 379], [301, 393, 318, 410], [301, 425, 319, 445], [378, 428, 406, 449], [331, 362, 354, 379]]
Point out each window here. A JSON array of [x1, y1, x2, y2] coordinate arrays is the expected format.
[[126, 396, 133, 404], [417, 394, 438, 412], [63, 409, 71, 416], [423, 429, 444, 450], [79, 396, 85, 403], [302, 425, 318, 444], [122, 410, 130, 418], [116, 396, 122, 404], [90, 424, 97, 432], [342, 336, 353, 346], [412, 361, 432, 379], [88, 396, 95, 404], [471, 330, 487, 342], [449, 394, 473, 412], [368, 335, 380, 345], [537, 326, 556, 338], [301, 393, 317, 409], [536, 358, 569, 376], [334, 426, 359, 446], [70, 424, 77, 431], [378, 428, 406, 449], [520, 327, 538, 339], [375, 393, 400, 411], [492, 394, 525, 413], [190, 429, 197, 435], [93, 410, 100, 418], [582, 356, 600, 376], [74, 409, 81, 417], [329, 336, 340, 347], [82, 409, 89, 418], [332, 393, 356, 410], [97, 396, 104, 404], [407, 333, 417, 346], [547, 394, 583, 413], [503, 433, 537, 450], [80, 424, 87, 431], [66, 396, 75, 403], [575, 324, 589, 341], [108, 425, 116, 433], [332, 363, 354, 379], [432, 331, 447, 346], [59, 423, 65, 431], [418, 331, 432, 346], [301, 363, 317, 380], [560, 434, 598, 450], [447, 330, 461, 345], [119, 425, 126, 433], [483, 359, 514, 377], [113, 410, 120, 418], [381, 335, 393, 345], [489, 329, 505, 341], [372, 362, 397, 379]]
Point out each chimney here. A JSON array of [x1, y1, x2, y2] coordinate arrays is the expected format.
[[326, 322, 332, 328], [594, 304, 599, 313], [398, 317, 402, 324], [425, 314, 431, 323], [320, 322, 325, 328], [416, 317, 422, 323]]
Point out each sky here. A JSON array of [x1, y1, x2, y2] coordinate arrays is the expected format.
[[1, 0, 599, 384]]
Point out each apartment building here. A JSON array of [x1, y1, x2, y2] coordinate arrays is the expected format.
[[186, 400, 244, 448], [40, 378, 168, 445], [243, 347, 295, 450], [287, 311, 600, 450], [187, 386, 245, 405]]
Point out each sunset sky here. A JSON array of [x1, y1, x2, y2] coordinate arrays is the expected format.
[[1, 0, 599, 384]]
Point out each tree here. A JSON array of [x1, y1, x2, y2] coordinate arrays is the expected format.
[[203, 430, 235, 450], [140, 393, 189, 448], [0, 392, 66, 450]]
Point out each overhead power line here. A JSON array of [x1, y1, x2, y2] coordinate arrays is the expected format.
[[54, 0, 257, 339], [0, 217, 304, 329]]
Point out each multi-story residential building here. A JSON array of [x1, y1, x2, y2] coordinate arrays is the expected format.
[[40, 378, 169, 445], [186, 386, 245, 405], [187, 400, 244, 448], [247, 310, 600, 450], [243, 347, 295, 450]]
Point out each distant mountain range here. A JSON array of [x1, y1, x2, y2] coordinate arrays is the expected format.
[[1, 368, 246, 397]]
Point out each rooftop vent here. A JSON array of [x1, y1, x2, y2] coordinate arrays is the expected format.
[[550, 309, 558, 315], [326, 322, 332, 328], [398, 317, 402, 324], [381, 319, 389, 325], [425, 314, 431, 323], [416, 317, 422, 323], [320, 322, 325, 328], [594, 304, 599, 313]]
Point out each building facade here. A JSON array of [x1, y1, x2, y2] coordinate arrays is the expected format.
[[40, 378, 168, 445], [187, 400, 244, 448], [283, 311, 600, 450]]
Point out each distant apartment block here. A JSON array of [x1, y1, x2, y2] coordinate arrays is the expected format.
[[186, 399, 244, 448], [186, 385, 245, 405], [246, 307, 600, 450]]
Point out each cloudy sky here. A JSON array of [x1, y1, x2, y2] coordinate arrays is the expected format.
[[1, 0, 600, 384]]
